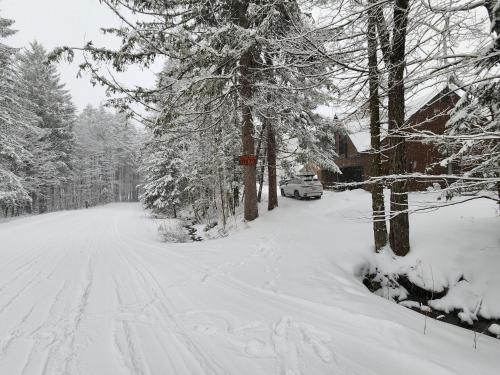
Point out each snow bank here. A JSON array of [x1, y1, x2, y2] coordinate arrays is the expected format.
[[368, 191, 500, 325]]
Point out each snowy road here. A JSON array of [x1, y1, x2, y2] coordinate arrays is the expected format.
[[0, 195, 499, 375]]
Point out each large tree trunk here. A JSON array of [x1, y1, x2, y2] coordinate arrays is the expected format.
[[387, 0, 410, 256], [236, 0, 258, 221], [367, 2, 388, 251], [262, 53, 278, 211], [267, 123, 278, 211]]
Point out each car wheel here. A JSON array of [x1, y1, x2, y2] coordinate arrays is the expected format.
[[281, 189, 285, 197], [294, 190, 300, 200]]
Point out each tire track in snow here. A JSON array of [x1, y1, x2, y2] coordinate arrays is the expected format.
[[111, 275, 151, 375], [39, 256, 94, 375], [0, 249, 56, 294], [110, 219, 340, 372], [20, 227, 97, 375], [110, 246, 200, 374], [19, 281, 69, 375], [0, 268, 46, 316], [0, 305, 35, 358], [107, 214, 331, 374], [108, 229, 225, 375]]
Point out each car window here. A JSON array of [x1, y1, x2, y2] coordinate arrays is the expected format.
[[299, 175, 319, 182]]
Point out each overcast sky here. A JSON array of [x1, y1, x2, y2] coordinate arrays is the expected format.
[[1, 0, 158, 111]]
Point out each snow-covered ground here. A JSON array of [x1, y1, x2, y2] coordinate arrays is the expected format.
[[0, 191, 499, 375]]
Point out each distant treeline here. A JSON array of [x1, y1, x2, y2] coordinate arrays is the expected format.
[[0, 17, 142, 217]]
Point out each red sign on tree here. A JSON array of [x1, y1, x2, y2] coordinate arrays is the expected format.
[[239, 155, 257, 166]]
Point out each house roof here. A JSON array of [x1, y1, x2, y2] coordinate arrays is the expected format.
[[405, 80, 464, 120], [342, 116, 376, 153], [349, 131, 371, 153], [340, 80, 463, 154]]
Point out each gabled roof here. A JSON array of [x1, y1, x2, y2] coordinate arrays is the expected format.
[[339, 80, 463, 154], [405, 80, 464, 120], [349, 131, 372, 153]]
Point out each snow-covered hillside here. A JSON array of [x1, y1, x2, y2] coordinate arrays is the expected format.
[[0, 191, 499, 375]]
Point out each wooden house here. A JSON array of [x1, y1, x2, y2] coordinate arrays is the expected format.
[[317, 86, 462, 190]]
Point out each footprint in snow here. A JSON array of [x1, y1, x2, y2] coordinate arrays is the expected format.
[[272, 316, 336, 369]]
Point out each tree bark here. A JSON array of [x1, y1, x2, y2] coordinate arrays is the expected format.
[[257, 149, 266, 203], [255, 122, 267, 203], [262, 53, 278, 211], [387, 0, 410, 256], [374, 5, 391, 67], [240, 49, 259, 221], [368, 2, 388, 251], [235, 0, 258, 221], [267, 123, 278, 211]]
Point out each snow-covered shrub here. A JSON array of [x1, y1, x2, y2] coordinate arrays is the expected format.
[[157, 220, 189, 243]]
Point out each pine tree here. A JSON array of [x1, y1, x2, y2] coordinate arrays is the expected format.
[[0, 14, 39, 215], [17, 41, 76, 213], [141, 138, 188, 218], [73, 105, 142, 208], [49, 0, 333, 222]]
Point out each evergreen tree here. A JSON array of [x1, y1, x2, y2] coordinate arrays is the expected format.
[[50, 0, 334, 222], [17, 41, 76, 212], [0, 14, 38, 214], [73, 105, 142, 208], [141, 138, 188, 218]]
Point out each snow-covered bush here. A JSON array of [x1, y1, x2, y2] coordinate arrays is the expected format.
[[157, 220, 189, 243]]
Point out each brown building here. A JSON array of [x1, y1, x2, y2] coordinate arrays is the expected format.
[[318, 87, 461, 190]]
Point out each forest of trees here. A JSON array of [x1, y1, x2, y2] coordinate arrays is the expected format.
[[0, 18, 141, 217], [3, 0, 499, 257]]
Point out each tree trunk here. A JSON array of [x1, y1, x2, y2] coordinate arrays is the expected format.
[[368, 2, 388, 251], [218, 167, 227, 228], [267, 123, 278, 211], [237, 0, 258, 221], [375, 5, 391, 67], [485, 0, 500, 51], [257, 149, 266, 203], [388, 0, 410, 256], [240, 50, 258, 221], [255, 122, 267, 203]]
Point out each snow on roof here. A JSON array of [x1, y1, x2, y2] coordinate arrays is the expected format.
[[349, 131, 371, 153], [342, 116, 372, 153], [338, 80, 464, 153], [405, 79, 464, 120]]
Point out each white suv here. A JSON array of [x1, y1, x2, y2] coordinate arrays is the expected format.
[[280, 174, 323, 199]]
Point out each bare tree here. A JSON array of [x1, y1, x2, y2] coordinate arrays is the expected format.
[[367, 0, 388, 251]]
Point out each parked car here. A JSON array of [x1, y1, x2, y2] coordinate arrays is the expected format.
[[280, 174, 323, 199]]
